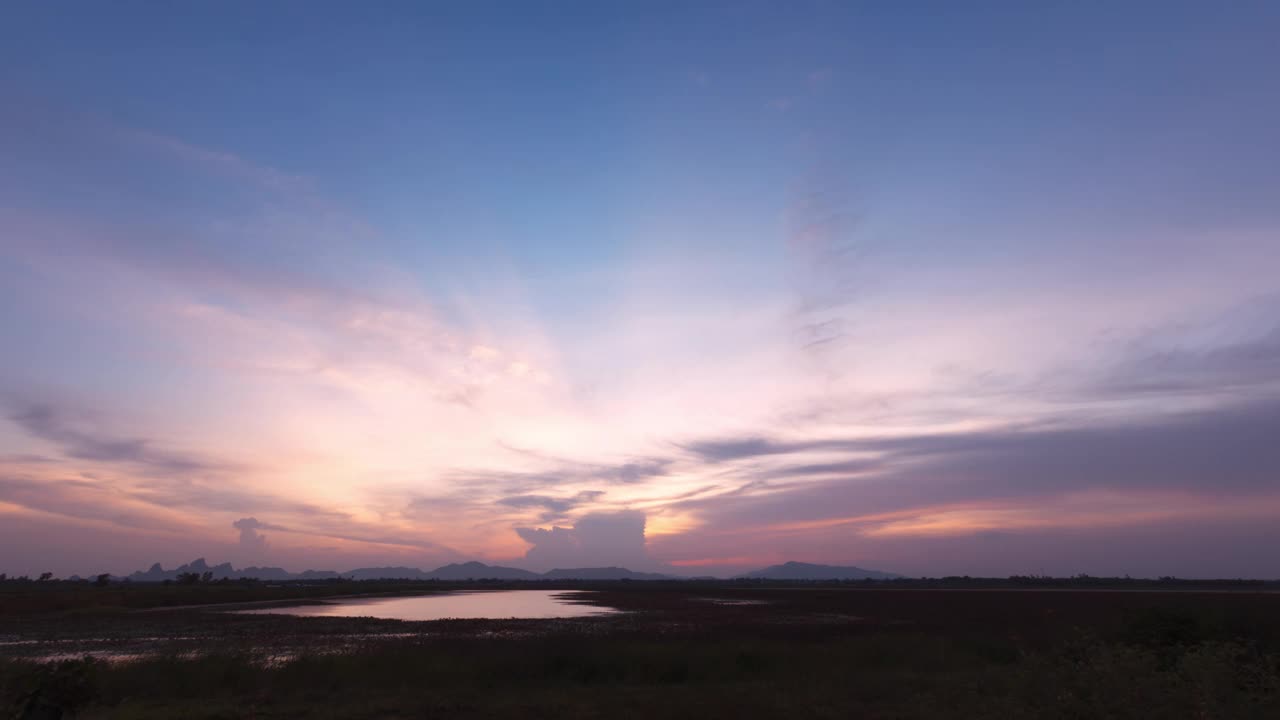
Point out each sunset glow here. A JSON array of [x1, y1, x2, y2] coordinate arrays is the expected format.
[[3, 2, 1278, 580]]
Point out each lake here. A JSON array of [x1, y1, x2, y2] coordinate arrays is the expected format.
[[236, 590, 618, 621]]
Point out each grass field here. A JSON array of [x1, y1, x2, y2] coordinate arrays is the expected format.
[[2, 580, 1278, 718]]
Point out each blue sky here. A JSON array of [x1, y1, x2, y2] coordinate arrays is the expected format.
[[2, 2, 1279, 577]]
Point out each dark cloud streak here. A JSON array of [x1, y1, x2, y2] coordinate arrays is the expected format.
[[7, 402, 233, 476], [447, 457, 671, 495], [497, 490, 606, 520], [675, 397, 1280, 532]]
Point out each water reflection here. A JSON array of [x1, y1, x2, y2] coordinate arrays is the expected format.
[[237, 590, 617, 621]]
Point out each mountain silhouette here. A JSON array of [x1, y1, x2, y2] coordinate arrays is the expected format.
[[342, 566, 432, 581], [740, 561, 900, 580], [541, 567, 671, 580], [426, 561, 540, 580]]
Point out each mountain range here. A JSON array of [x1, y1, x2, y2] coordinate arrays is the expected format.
[[112, 558, 898, 582], [119, 558, 674, 582]]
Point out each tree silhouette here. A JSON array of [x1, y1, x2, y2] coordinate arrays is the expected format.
[[93, 573, 111, 587], [38, 572, 53, 582]]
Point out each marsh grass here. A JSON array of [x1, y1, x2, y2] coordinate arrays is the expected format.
[[4, 627, 1278, 719]]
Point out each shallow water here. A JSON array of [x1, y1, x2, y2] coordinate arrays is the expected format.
[[235, 590, 617, 621]]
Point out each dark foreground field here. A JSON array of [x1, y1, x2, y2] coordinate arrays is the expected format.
[[3, 581, 1279, 719]]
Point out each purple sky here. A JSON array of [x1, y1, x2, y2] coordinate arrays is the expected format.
[[2, 3, 1279, 578]]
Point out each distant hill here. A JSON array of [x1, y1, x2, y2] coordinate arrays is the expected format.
[[741, 561, 900, 580], [426, 562, 539, 580], [235, 566, 294, 581], [344, 566, 432, 581], [542, 567, 671, 580], [296, 569, 342, 580]]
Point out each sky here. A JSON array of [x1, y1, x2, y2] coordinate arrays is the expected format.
[[2, 2, 1278, 578]]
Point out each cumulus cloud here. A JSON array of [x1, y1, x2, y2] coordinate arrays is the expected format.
[[515, 510, 648, 570], [233, 517, 277, 554]]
